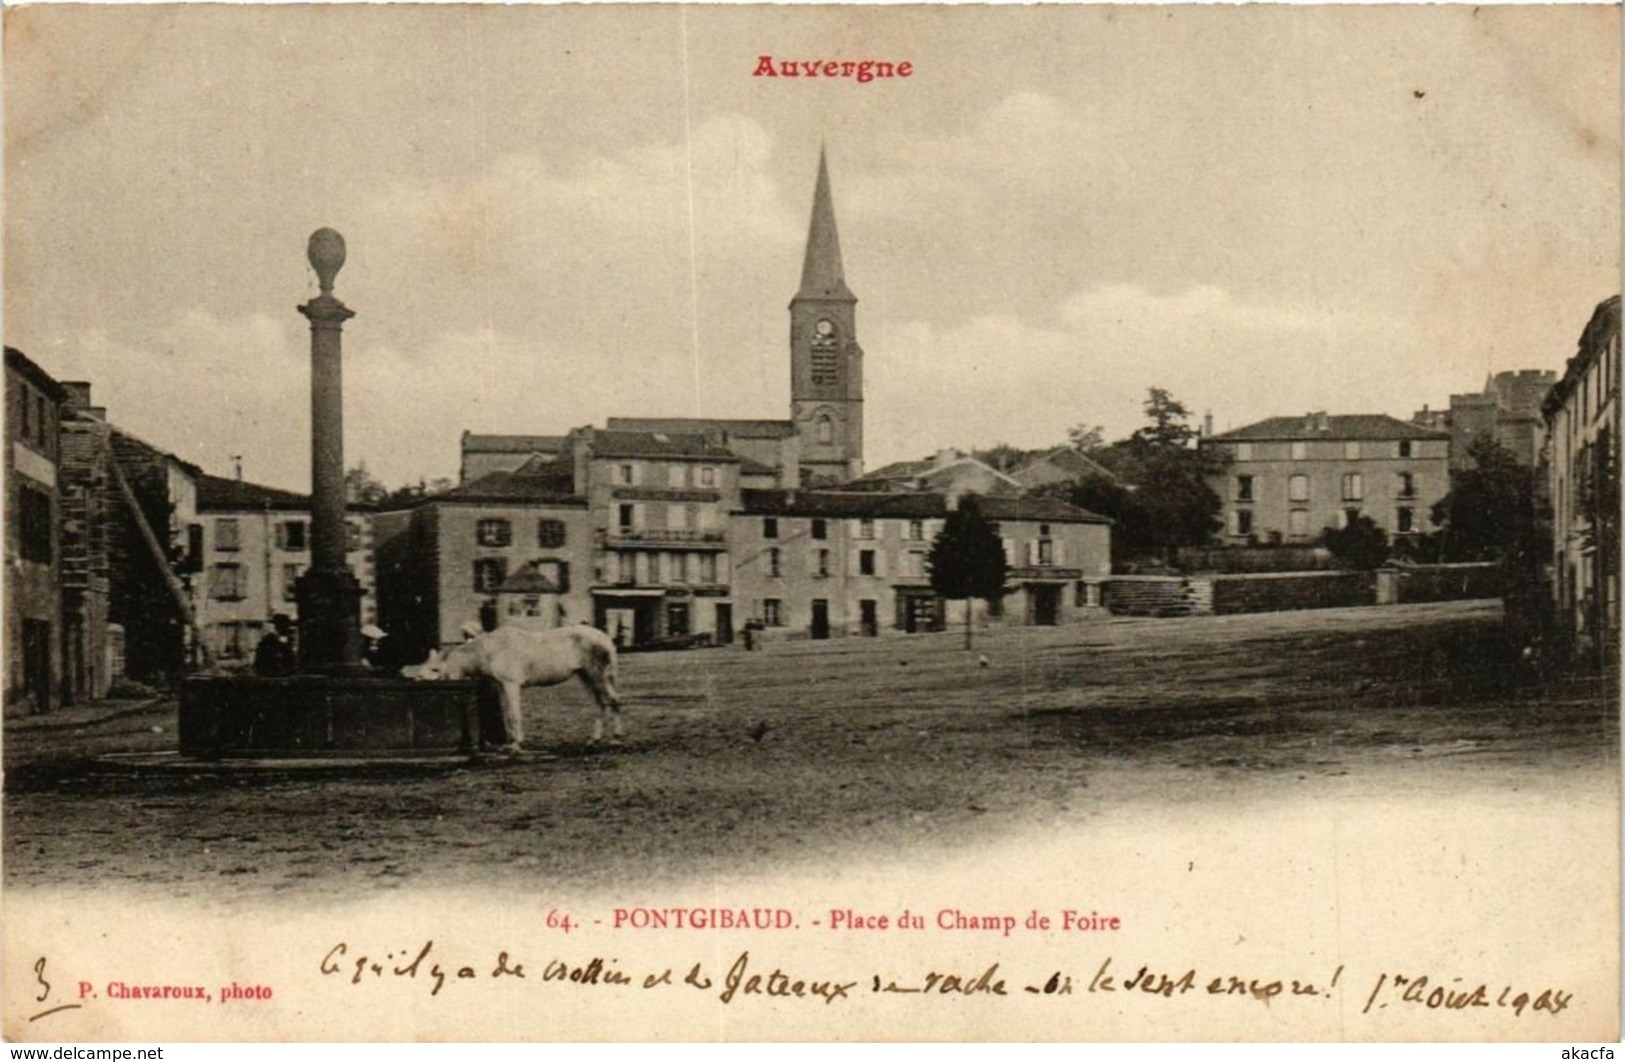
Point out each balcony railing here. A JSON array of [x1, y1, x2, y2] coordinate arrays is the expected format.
[[598, 528, 728, 548]]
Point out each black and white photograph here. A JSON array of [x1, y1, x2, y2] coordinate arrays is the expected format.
[[3, 2, 1619, 1043]]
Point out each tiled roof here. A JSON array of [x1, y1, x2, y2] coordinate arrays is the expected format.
[[434, 466, 583, 506], [197, 474, 310, 512], [590, 430, 740, 460], [1209, 414, 1449, 442], [606, 416, 795, 439], [461, 433, 567, 454], [739, 489, 1109, 524], [1011, 446, 1120, 483]]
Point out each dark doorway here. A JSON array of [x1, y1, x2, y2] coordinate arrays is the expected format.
[[810, 599, 830, 640], [667, 602, 690, 638], [715, 603, 733, 645], [22, 619, 51, 713], [859, 599, 878, 637], [1032, 585, 1060, 626]]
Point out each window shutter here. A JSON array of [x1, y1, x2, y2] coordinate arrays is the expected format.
[[1003, 538, 1016, 565], [1026, 540, 1038, 565], [876, 550, 888, 577], [1055, 541, 1066, 565]]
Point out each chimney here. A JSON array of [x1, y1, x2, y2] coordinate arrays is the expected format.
[[61, 381, 92, 410], [934, 447, 957, 470], [1203, 411, 1214, 438], [570, 427, 592, 495], [233, 455, 244, 481]]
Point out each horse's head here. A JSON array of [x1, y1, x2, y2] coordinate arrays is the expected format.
[[402, 647, 473, 681]]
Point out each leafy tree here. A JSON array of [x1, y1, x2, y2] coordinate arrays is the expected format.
[[1067, 424, 1106, 453], [1043, 388, 1226, 562], [1431, 437, 1543, 563], [927, 493, 1009, 650], [345, 463, 389, 506], [1321, 515, 1390, 570]]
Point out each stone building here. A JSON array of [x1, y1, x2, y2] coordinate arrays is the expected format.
[[5, 347, 67, 712], [192, 473, 377, 666], [1204, 413, 1450, 545], [1414, 370, 1559, 470], [730, 491, 1110, 639], [1543, 295, 1620, 662]]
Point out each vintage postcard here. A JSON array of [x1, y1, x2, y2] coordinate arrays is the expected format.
[[3, 2, 1619, 1044]]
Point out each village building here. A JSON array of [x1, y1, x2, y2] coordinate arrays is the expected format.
[[1008, 445, 1121, 491], [731, 491, 1110, 639], [1543, 295, 1620, 662], [1204, 413, 1450, 545], [1413, 369, 1558, 470], [192, 473, 377, 666], [375, 457, 590, 656], [843, 449, 1024, 500], [5, 347, 67, 712]]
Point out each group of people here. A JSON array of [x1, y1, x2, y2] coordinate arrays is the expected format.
[[252, 615, 388, 676]]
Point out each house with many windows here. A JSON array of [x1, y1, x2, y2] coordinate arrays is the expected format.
[[1203, 413, 1450, 545], [193, 473, 376, 664], [1543, 295, 1620, 663], [5, 347, 67, 712], [731, 490, 1110, 640]]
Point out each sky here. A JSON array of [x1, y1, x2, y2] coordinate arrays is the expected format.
[[4, 4, 1619, 492]]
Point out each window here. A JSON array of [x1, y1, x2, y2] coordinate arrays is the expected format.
[[1398, 440, 1414, 459], [212, 563, 245, 601], [859, 550, 876, 575], [907, 519, 924, 541], [811, 518, 827, 540], [1341, 473, 1364, 501], [1342, 508, 1361, 528], [700, 466, 715, 487], [19, 384, 31, 440], [1235, 475, 1254, 502], [1288, 475, 1310, 502], [617, 553, 636, 584], [618, 463, 635, 485], [1037, 539, 1054, 565], [473, 558, 508, 592], [476, 518, 512, 547], [1291, 441, 1307, 461], [668, 552, 687, 584], [275, 521, 308, 551], [618, 504, 635, 532], [697, 554, 717, 584], [215, 518, 241, 552], [1396, 472, 1416, 499], [763, 517, 778, 539], [1397, 507, 1415, 534], [816, 416, 834, 445], [283, 564, 302, 602], [1235, 442, 1253, 461], [668, 504, 689, 531], [762, 599, 783, 627], [816, 548, 831, 577], [538, 519, 567, 548], [1344, 441, 1361, 460], [18, 485, 51, 563], [858, 518, 875, 540], [667, 465, 685, 488], [1076, 582, 1103, 608], [767, 548, 781, 577], [667, 602, 690, 638], [1236, 509, 1254, 536], [346, 520, 362, 552], [1288, 509, 1309, 536]]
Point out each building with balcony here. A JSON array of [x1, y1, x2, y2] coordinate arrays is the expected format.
[[1543, 295, 1620, 663], [1204, 413, 1450, 545]]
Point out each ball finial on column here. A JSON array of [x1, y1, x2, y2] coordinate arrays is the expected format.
[[307, 228, 347, 293]]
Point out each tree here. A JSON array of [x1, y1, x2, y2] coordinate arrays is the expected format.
[[1431, 437, 1543, 563], [926, 494, 1009, 650], [1127, 388, 1200, 453], [1321, 515, 1390, 570], [1066, 423, 1106, 453], [345, 463, 389, 506]]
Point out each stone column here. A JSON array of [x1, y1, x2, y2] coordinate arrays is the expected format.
[[294, 228, 367, 674]]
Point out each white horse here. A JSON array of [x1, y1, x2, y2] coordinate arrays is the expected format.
[[404, 624, 625, 751]]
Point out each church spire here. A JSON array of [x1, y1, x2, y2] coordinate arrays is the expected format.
[[796, 146, 855, 302]]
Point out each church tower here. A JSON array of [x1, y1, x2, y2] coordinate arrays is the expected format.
[[789, 148, 864, 484]]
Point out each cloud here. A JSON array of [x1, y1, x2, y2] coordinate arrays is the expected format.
[[865, 283, 1455, 466]]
